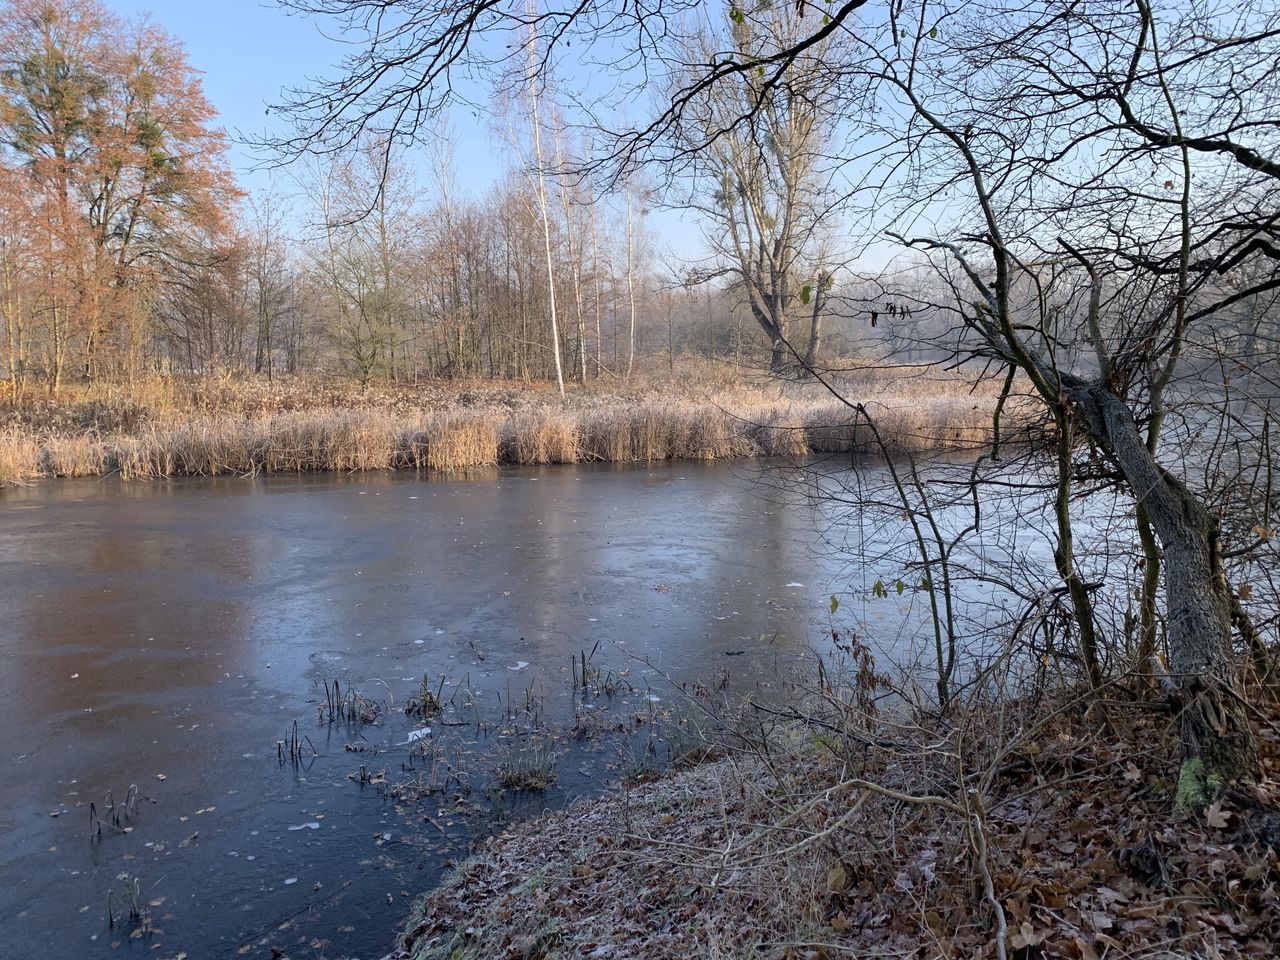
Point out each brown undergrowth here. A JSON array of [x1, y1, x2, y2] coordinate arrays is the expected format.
[[390, 662, 1280, 960], [0, 361, 1022, 484]]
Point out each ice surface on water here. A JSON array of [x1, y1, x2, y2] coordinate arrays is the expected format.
[[0, 462, 896, 959]]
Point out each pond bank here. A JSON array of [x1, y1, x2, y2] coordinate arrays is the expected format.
[[0, 369, 1008, 484], [386, 694, 1280, 960]]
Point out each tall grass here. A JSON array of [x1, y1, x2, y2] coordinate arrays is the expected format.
[[420, 413, 501, 470], [0, 427, 40, 484], [504, 410, 579, 464], [578, 403, 739, 462], [0, 366, 1022, 485]]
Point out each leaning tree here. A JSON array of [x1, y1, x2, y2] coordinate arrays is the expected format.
[[843, 0, 1280, 788]]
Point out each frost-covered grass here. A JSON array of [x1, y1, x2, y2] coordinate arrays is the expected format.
[[393, 666, 1280, 960], [0, 360, 1018, 484]]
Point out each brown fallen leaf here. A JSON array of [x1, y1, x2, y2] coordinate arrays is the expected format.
[[827, 862, 850, 893], [1205, 800, 1232, 830], [1010, 921, 1044, 948]]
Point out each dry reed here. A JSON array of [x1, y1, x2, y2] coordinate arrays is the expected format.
[[504, 410, 579, 464], [0, 365, 1022, 486], [41, 433, 108, 477], [0, 427, 40, 484]]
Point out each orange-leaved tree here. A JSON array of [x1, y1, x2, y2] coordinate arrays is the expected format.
[[0, 0, 240, 387]]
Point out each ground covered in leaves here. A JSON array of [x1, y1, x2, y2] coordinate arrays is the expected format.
[[387, 696, 1280, 960]]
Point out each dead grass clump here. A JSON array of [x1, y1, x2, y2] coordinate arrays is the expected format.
[[422, 412, 500, 470], [505, 411, 579, 464], [101, 437, 133, 479], [164, 420, 258, 475], [863, 401, 983, 455], [112, 429, 173, 480], [578, 409, 636, 462], [211, 410, 404, 474], [796, 395, 1007, 457], [740, 404, 813, 459], [41, 434, 109, 477], [680, 405, 734, 459], [394, 421, 432, 471], [575, 404, 684, 462], [263, 412, 336, 472], [494, 738, 558, 792], [629, 405, 674, 461], [575, 403, 736, 462], [322, 411, 398, 472], [0, 426, 40, 485], [801, 403, 864, 453]]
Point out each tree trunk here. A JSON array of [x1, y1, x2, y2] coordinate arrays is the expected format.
[[625, 198, 637, 380], [803, 314, 821, 368], [769, 338, 788, 373], [803, 275, 825, 369], [1083, 384, 1258, 783], [749, 294, 790, 374], [50, 295, 63, 393], [552, 121, 588, 383], [1052, 412, 1104, 692], [590, 206, 604, 377], [1133, 505, 1162, 677], [526, 31, 565, 396]]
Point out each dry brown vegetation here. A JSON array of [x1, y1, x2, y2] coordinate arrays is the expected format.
[[0, 361, 1017, 485], [392, 664, 1280, 960]]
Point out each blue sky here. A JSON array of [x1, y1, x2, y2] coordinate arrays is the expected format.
[[102, 0, 517, 195], [95, 1, 728, 264]]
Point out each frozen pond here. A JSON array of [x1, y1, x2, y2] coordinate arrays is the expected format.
[[0, 461, 880, 960]]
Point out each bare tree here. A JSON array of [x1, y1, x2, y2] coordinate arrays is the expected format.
[[246, 187, 295, 381], [857, 0, 1280, 786], [668, 6, 840, 373], [523, 14, 566, 396], [304, 142, 418, 386]]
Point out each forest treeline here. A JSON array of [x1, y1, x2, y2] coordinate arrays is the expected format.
[[0, 0, 738, 392], [0, 0, 1057, 397], [5, 0, 1275, 400]]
